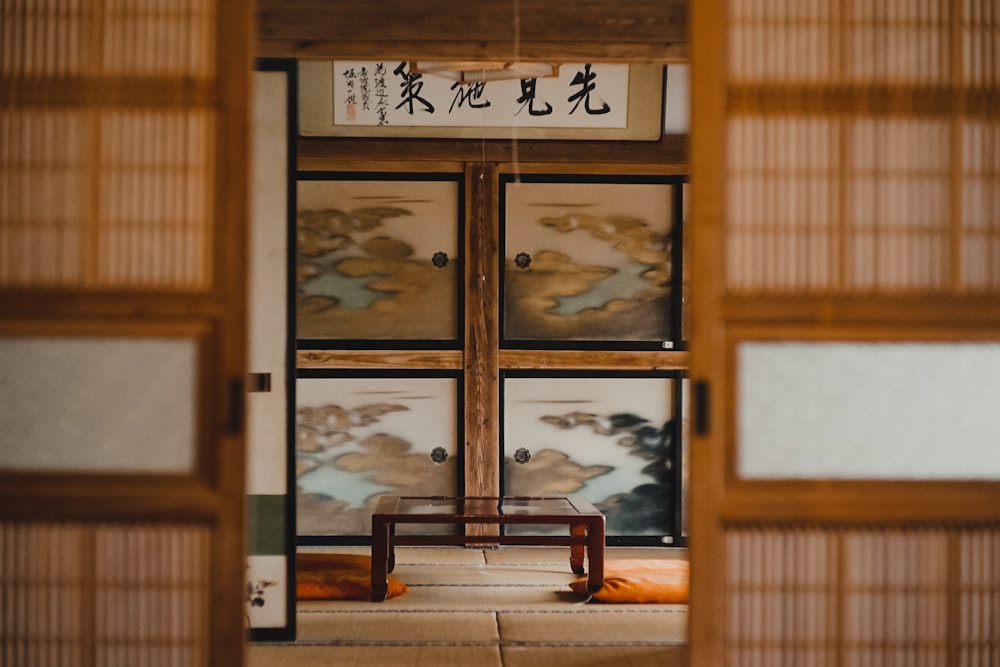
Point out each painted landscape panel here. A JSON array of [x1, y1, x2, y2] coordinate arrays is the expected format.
[[296, 375, 459, 537], [297, 175, 460, 341], [502, 177, 676, 343], [503, 374, 678, 538]]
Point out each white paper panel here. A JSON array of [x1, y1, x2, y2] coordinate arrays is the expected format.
[[0, 337, 197, 472], [738, 342, 1000, 479], [663, 64, 690, 135], [244, 555, 288, 630], [247, 69, 289, 495]]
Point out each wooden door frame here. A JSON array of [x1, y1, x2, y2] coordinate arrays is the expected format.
[[256, 0, 693, 647]]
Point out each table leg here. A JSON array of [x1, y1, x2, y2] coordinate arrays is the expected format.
[[585, 517, 605, 595], [569, 523, 586, 574], [387, 522, 397, 573], [371, 516, 390, 602]]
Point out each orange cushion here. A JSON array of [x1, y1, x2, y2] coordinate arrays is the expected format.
[[296, 552, 409, 601], [570, 559, 689, 604]]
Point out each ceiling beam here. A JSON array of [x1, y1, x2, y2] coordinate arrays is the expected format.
[[256, 0, 688, 62]]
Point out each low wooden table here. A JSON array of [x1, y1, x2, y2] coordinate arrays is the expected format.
[[370, 495, 605, 602]]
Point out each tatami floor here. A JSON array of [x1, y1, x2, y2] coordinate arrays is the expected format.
[[247, 546, 689, 667]]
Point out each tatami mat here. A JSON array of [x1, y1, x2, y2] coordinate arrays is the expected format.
[[501, 645, 690, 667], [300, 545, 488, 566], [252, 546, 690, 667], [483, 546, 689, 565], [301, 584, 586, 612], [247, 644, 503, 667], [497, 608, 688, 644], [297, 610, 500, 642]]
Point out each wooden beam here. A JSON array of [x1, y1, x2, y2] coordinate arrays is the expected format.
[[297, 349, 463, 369], [498, 349, 690, 370], [256, 0, 688, 62], [297, 135, 689, 168], [464, 162, 501, 503]]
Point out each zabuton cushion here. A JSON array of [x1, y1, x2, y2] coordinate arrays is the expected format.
[[570, 559, 689, 604], [297, 552, 409, 601]]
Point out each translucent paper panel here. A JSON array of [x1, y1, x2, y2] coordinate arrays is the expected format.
[[963, 0, 1000, 86], [728, 0, 838, 83], [959, 530, 1000, 663], [1, 0, 217, 292], [97, 110, 214, 288], [842, 531, 949, 658], [847, 118, 950, 290], [0, 0, 214, 77], [726, 528, 837, 663], [726, 116, 959, 293], [727, 117, 838, 291], [0, 110, 88, 285], [725, 527, 958, 666], [725, 0, 1000, 297], [0, 521, 210, 667], [0, 0, 90, 76], [0, 108, 215, 290], [738, 342, 1000, 479], [961, 120, 1000, 290], [93, 525, 210, 660], [728, 0, 950, 84], [846, 0, 950, 84], [296, 375, 459, 536], [102, 0, 215, 76], [0, 338, 198, 472]]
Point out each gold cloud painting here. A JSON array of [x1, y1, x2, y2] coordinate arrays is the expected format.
[[296, 175, 461, 341], [502, 177, 677, 343], [503, 374, 679, 540], [296, 375, 459, 537]]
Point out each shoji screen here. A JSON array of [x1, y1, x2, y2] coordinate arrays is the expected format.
[[690, 1, 1000, 665], [725, 1, 999, 296], [1, 1, 218, 289], [1, 523, 212, 665], [0, 1, 251, 665]]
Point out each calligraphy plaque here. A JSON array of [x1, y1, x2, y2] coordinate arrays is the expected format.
[[299, 61, 663, 140]]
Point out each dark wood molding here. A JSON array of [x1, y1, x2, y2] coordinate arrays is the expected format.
[[298, 134, 688, 168], [257, 0, 688, 62]]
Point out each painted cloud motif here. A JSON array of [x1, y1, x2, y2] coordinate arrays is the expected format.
[[296, 387, 457, 536], [296, 179, 459, 340], [505, 408, 676, 537], [503, 184, 675, 342]]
